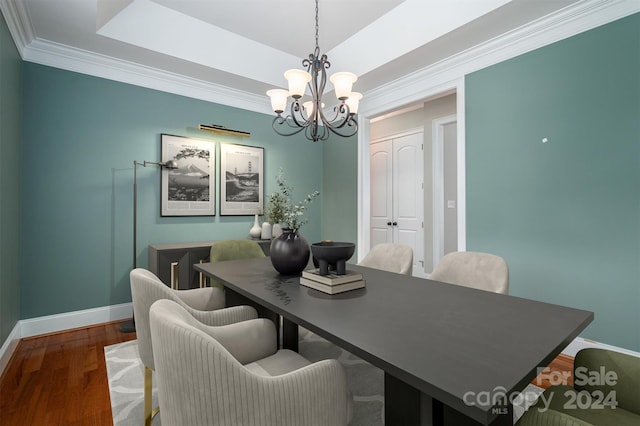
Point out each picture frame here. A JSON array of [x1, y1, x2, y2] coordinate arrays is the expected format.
[[161, 134, 216, 216], [219, 142, 264, 215]]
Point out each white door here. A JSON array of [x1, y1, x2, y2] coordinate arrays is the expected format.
[[370, 131, 424, 276], [370, 140, 393, 246]]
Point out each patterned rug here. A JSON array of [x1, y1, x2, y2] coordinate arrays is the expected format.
[[105, 330, 539, 425], [104, 340, 160, 426], [104, 328, 384, 426]]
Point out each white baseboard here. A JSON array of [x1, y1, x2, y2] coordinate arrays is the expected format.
[[561, 336, 640, 358], [0, 322, 21, 378], [19, 302, 133, 338], [0, 302, 133, 378]]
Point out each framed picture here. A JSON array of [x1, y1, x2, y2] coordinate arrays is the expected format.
[[219, 142, 264, 215], [161, 134, 216, 216]]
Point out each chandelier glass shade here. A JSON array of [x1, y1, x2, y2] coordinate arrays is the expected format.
[[267, 0, 362, 142]]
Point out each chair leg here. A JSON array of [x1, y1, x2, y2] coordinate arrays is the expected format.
[[144, 367, 153, 426]]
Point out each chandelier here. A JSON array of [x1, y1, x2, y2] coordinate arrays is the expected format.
[[266, 0, 362, 142]]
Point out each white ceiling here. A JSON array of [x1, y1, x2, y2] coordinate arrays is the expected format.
[[2, 0, 619, 113]]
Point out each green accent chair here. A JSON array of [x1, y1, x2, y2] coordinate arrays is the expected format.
[[516, 348, 640, 426], [209, 239, 266, 288]]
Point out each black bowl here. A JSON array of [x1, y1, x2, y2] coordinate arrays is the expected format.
[[311, 241, 355, 275]]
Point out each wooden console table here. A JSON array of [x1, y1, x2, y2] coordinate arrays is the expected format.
[[148, 239, 270, 289]]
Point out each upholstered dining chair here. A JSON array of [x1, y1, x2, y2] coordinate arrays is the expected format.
[[208, 239, 266, 287], [130, 268, 258, 426], [149, 298, 354, 426], [429, 251, 509, 294], [358, 243, 413, 275]]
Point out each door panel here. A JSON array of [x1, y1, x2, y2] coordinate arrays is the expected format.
[[393, 133, 424, 276], [370, 141, 393, 244], [396, 230, 417, 259], [395, 143, 418, 218]]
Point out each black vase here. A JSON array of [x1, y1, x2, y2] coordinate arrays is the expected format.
[[269, 229, 310, 275]]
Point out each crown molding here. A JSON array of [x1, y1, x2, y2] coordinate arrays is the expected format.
[[2, 0, 638, 117], [360, 0, 640, 117], [0, 0, 34, 58], [22, 38, 273, 115], [0, 0, 271, 114]]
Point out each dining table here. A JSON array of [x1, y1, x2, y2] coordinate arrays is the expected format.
[[194, 257, 593, 425]]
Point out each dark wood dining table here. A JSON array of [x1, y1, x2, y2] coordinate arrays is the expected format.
[[194, 257, 593, 425]]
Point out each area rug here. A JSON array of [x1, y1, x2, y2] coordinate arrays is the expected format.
[[104, 339, 161, 426], [105, 329, 383, 426], [105, 331, 540, 425]]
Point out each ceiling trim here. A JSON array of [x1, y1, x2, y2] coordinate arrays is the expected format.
[[2, 0, 638, 117], [360, 0, 640, 118], [0, 0, 33, 58], [22, 38, 272, 115], [0, 0, 271, 114]]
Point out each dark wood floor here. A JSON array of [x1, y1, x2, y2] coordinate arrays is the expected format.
[[0, 320, 573, 425], [0, 320, 136, 426]]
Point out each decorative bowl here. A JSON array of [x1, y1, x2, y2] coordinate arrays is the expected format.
[[310, 241, 355, 275]]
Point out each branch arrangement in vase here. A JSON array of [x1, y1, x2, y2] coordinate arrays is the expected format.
[[266, 167, 319, 233]]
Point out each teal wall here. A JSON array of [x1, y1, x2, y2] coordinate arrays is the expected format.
[[4, 10, 639, 355], [322, 135, 358, 257], [0, 12, 22, 346], [466, 14, 640, 351], [20, 63, 322, 319]]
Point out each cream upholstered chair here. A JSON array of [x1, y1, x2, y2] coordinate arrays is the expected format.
[[208, 239, 266, 287], [358, 243, 413, 275], [149, 299, 353, 426], [130, 268, 258, 426], [429, 251, 509, 294]]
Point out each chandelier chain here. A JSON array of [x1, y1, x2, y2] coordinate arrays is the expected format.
[[314, 0, 320, 57], [315, 0, 319, 48]]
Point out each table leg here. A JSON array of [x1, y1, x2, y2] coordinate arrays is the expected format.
[[384, 372, 512, 426], [385, 372, 422, 424], [281, 317, 299, 351], [225, 287, 281, 345]]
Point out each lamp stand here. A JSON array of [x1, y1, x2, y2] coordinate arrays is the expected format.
[[120, 159, 178, 333]]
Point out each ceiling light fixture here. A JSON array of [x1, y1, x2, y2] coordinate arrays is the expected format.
[[267, 0, 362, 142]]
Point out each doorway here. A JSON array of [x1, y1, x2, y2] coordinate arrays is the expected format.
[[360, 87, 466, 276]]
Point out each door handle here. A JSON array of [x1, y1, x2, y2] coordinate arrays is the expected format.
[[387, 222, 392, 226], [392, 221, 398, 226]]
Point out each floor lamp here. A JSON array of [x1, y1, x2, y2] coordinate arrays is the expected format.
[[120, 159, 178, 333]]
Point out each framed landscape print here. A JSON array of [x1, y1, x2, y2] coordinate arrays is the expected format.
[[219, 142, 264, 215], [161, 134, 216, 216]]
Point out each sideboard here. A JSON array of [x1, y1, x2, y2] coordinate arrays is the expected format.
[[148, 239, 270, 289]]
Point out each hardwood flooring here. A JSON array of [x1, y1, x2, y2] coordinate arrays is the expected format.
[[531, 353, 574, 389], [0, 320, 572, 425], [0, 320, 135, 426]]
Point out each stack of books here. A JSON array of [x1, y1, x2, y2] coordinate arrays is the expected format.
[[300, 269, 365, 294]]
